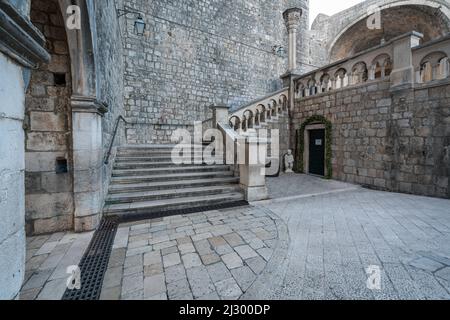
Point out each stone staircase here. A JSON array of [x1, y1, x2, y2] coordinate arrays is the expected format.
[[103, 145, 245, 219]]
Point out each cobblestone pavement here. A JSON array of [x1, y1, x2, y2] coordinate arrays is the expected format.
[[100, 206, 283, 300], [243, 188, 450, 300], [19, 231, 94, 300]]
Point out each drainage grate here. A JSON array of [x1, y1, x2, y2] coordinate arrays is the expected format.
[[61, 200, 248, 300], [62, 217, 118, 300], [118, 200, 250, 224]]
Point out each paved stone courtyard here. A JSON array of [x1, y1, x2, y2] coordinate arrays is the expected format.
[[100, 206, 281, 300], [266, 173, 359, 200], [19, 232, 94, 300], [245, 188, 450, 300], [20, 177, 450, 300]]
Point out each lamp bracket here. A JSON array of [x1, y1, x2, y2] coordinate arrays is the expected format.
[[117, 8, 143, 18]]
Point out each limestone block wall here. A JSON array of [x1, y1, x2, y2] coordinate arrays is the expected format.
[[24, 0, 74, 235], [120, 0, 308, 144], [291, 80, 450, 198], [0, 53, 27, 299], [94, 0, 126, 211]]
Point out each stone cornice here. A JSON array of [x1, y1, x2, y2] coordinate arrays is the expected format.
[[0, 0, 50, 68], [71, 95, 109, 116]]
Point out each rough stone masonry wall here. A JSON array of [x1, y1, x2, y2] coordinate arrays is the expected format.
[[291, 80, 450, 199], [94, 0, 126, 207], [25, 0, 74, 235], [120, 0, 308, 144]]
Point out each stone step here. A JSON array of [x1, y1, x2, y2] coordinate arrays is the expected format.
[[115, 156, 208, 163], [111, 170, 235, 184], [103, 192, 245, 217], [118, 143, 212, 152], [116, 153, 224, 160], [114, 161, 207, 169], [112, 165, 230, 177], [119, 144, 177, 150], [108, 177, 240, 194], [118, 145, 221, 155], [106, 185, 241, 205]]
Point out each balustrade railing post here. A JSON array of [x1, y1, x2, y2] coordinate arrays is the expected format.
[[390, 31, 423, 89], [238, 135, 269, 202], [210, 105, 230, 129]]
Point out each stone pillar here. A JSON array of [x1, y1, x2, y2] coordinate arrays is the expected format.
[[0, 0, 50, 299], [210, 105, 230, 128], [239, 136, 269, 202], [283, 8, 302, 72], [390, 32, 423, 89], [71, 96, 108, 232], [0, 53, 27, 300]]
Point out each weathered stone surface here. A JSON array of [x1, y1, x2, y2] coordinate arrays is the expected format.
[[221, 252, 244, 270], [292, 80, 450, 199], [98, 207, 280, 300], [120, 0, 306, 144]]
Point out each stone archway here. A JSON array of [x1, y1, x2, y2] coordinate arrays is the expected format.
[[328, 1, 450, 62], [25, 0, 107, 234], [25, 0, 74, 235]]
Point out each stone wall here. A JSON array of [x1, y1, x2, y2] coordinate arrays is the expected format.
[[94, 0, 126, 209], [291, 80, 450, 199], [0, 53, 27, 299], [25, 0, 74, 235], [120, 0, 308, 144], [21, 0, 126, 235]]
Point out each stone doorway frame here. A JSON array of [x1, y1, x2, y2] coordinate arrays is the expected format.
[[295, 115, 332, 179], [303, 124, 327, 176]]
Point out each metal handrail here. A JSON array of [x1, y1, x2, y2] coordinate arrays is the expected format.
[[104, 115, 128, 165]]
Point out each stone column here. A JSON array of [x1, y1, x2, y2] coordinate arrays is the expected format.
[[210, 105, 230, 129], [390, 31, 423, 89], [283, 8, 302, 72], [0, 0, 50, 299], [71, 96, 108, 232]]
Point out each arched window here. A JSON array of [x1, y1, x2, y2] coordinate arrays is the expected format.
[[420, 61, 433, 83], [320, 74, 330, 92], [307, 78, 317, 96], [295, 82, 306, 98], [371, 54, 391, 80], [419, 52, 448, 83], [334, 68, 347, 89], [438, 57, 449, 80]]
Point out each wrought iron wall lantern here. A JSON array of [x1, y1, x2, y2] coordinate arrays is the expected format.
[[117, 8, 146, 36]]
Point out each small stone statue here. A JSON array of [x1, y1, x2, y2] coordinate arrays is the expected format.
[[284, 149, 295, 173]]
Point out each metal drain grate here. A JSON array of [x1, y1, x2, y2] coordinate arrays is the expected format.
[[118, 200, 250, 223], [61, 200, 248, 300], [62, 217, 118, 300]]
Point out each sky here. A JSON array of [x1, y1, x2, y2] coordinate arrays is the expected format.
[[309, 0, 365, 28]]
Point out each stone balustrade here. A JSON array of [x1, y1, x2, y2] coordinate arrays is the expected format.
[[413, 34, 450, 84], [294, 32, 450, 99], [228, 88, 289, 134]]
